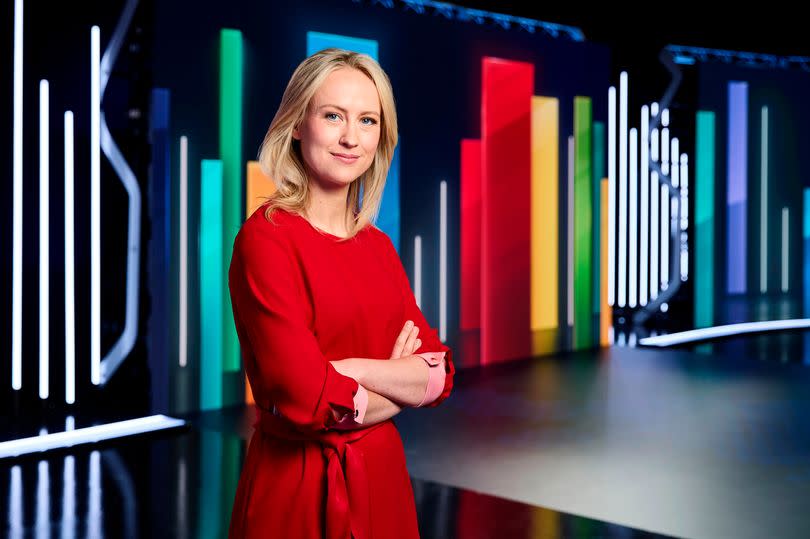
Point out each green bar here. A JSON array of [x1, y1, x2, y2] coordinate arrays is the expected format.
[[574, 97, 593, 349], [592, 121, 605, 315], [220, 29, 243, 373], [200, 159, 223, 410], [695, 111, 716, 328]]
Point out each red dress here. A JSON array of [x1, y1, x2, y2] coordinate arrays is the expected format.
[[227, 206, 455, 539]]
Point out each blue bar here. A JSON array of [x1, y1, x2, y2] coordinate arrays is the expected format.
[[726, 82, 748, 294], [306, 31, 401, 252], [200, 159, 223, 411], [148, 88, 171, 414], [804, 188, 810, 317]]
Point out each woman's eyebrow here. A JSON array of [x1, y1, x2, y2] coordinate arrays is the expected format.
[[317, 104, 380, 117]]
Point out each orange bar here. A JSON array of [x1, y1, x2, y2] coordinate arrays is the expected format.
[[600, 178, 612, 346], [244, 161, 277, 404]]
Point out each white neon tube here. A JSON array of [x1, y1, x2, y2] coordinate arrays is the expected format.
[[662, 127, 670, 176], [681, 154, 689, 281], [179, 136, 188, 367], [414, 236, 422, 308], [12, 0, 24, 392], [640, 105, 650, 306], [91, 25, 101, 385], [440, 180, 447, 342], [9, 466, 23, 538], [629, 127, 638, 308], [65, 111, 76, 404], [40, 80, 49, 401], [36, 461, 51, 538], [661, 184, 669, 288], [88, 451, 102, 539], [639, 318, 810, 347], [761, 106, 769, 293], [650, 171, 659, 300], [661, 107, 669, 127], [671, 138, 679, 188], [618, 72, 628, 308], [0, 415, 185, 459], [62, 455, 76, 539], [608, 86, 616, 306], [782, 207, 789, 292]]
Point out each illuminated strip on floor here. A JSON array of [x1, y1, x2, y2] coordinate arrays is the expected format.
[[760, 106, 769, 293], [414, 236, 422, 308], [618, 72, 628, 307], [629, 127, 637, 308], [567, 136, 574, 326], [87, 451, 101, 538], [179, 136, 188, 368], [37, 461, 50, 537], [9, 466, 22, 537], [639, 319, 810, 347], [782, 208, 789, 292], [607, 86, 616, 306], [91, 25, 101, 385], [12, 0, 23, 392], [440, 181, 447, 342], [0, 415, 185, 459], [39, 80, 50, 400], [640, 105, 649, 306], [65, 111, 76, 404], [62, 453, 76, 539]]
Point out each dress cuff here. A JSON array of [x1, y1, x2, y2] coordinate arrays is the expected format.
[[415, 352, 447, 407]]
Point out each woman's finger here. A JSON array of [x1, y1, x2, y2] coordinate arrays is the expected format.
[[390, 321, 414, 359], [403, 325, 419, 356]]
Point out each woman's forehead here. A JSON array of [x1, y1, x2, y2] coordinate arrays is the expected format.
[[312, 68, 381, 112]]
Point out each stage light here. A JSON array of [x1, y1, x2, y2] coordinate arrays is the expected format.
[[661, 184, 669, 289], [179, 136, 188, 368], [39, 80, 50, 400], [568, 136, 574, 324], [91, 25, 101, 385], [65, 111, 75, 404], [640, 105, 650, 306], [608, 86, 616, 306], [640, 319, 810, 346], [629, 127, 638, 308], [12, 0, 23, 391], [782, 208, 789, 292], [618, 72, 628, 308], [761, 106, 769, 293], [440, 180, 447, 342], [414, 236, 422, 308], [650, 171, 659, 300]]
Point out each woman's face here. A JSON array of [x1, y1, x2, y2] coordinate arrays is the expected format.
[[293, 67, 382, 189]]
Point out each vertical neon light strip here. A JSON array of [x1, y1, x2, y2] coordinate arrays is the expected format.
[[600, 179, 612, 345], [629, 128, 638, 308], [179, 136, 188, 368], [662, 108, 670, 176], [87, 451, 101, 538], [695, 112, 715, 327], [567, 136, 574, 327], [650, 171, 659, 300], [65, 112, 76, 404], [671, 138, 679, 188], [36, 461, 50, 537], [607, 87, 616, 306], [802, 187, 810, 316], [592, 122, 605, 315], [782, 208, 789, 293], [439, 180, 447, 342], [219, 29, 243, 373], [573, 96, 592, 348], [680, 154, 689, 281], [531, 97, 559, 330], [760, 106, 769, 293], [12, 0, 23, 391], [640, 106, 650, 306], [661, 184, 669, 288], [618, 72, 628, 307], [200, 160, 223, 410], [414, 236, 422, 308], [10, 466, 23, 537], [39, 80, 50, 400], [91, 25, 101, 385], [62, 454, 75, 537], [727, 82, 748, 294]]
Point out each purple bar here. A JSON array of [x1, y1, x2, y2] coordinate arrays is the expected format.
[[726, 82, 748, 294]]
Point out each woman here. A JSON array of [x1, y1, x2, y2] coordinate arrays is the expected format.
[[227, 48, 455, 539]]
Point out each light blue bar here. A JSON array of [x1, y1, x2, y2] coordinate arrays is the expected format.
[[306, 31, 400, 252], [726, 82, 748, 294], [200, 159, 223, 411], [804, 188, 810, 317]]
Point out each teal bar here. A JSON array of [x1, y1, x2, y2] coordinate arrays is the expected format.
[[219, 29, 243, 373], [200, 159, 223, 411], [592, 121, 605, 315], [198, 430, 223, 537], [573, 97, 593, 349], [695, 111, 716, 328]]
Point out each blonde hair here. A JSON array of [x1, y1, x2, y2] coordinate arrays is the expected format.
[[257, 48, 398, 241]]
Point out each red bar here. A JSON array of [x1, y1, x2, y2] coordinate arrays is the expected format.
[[460, 139, 482, 332], [481, 57, 534, 365]]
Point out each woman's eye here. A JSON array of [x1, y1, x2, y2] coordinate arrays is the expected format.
[[325, 112, 341, 121], [361, 117, 378, 126]]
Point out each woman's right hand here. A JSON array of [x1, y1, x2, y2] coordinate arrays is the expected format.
[[389, 320, 421, 359]]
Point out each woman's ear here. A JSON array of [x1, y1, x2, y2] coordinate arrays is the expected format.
[[292, 125, 301, 140]]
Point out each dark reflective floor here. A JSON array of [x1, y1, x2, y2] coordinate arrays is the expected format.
[[3, 336, 810, 538]]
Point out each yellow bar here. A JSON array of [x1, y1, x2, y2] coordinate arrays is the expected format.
[[531, 96, 559, 330], [600, 178, 612, 346], [246, 161, 276, 218], [244, 161, 276, 404]]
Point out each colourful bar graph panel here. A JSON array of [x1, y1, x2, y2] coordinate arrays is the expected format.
[[219, 29, 243, 374], [460, 139, 482, 332], [530, 97, 558, 331], [200, 159, 223, 411], [695, 111, 716, 328], [726, 82, 748, 294], [573, 96, 593, 349], [592, 121, 605, 316], [600, 179, 612, 346], [481, 57, 533, 364], [246, 161, 276, 218]]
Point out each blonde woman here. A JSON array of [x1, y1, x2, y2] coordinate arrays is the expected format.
[[227, 48, 455, 538]]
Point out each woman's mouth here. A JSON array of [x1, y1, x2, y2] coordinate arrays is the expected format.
[[331, 152, 360, 164]]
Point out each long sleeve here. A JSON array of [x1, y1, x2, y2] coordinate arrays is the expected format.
[[229, 222, 361, 432], [377, 230, 456, 408]]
